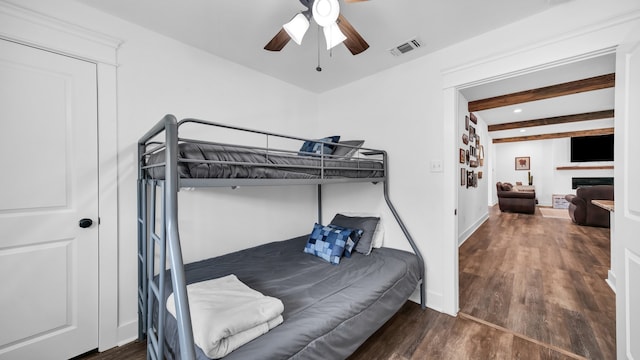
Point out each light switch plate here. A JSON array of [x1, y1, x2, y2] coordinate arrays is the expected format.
[[430, 160, 443, 173]]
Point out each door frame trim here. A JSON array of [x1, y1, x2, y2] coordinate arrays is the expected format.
[[0, 1, 122, 351]]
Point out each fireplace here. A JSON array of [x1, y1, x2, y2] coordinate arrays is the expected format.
[[572, 177, 614, 189]]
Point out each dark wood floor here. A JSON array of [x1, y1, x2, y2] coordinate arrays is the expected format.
[[81, 205, 614, 359], [351, 205, 614, 360], [456, 206, 614, 359]]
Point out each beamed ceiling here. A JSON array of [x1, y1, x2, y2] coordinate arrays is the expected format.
[[460, 53, 616, 143]]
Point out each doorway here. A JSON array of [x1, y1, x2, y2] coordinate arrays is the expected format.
[[453, 53, 617, 358]]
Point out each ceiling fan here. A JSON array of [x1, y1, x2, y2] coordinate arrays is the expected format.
[[264, 0, 370, 55]]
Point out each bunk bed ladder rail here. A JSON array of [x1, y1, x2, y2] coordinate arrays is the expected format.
[[146, 180, 168, 360], [137, 178, 147, 340], [138, 114, 196, 360]]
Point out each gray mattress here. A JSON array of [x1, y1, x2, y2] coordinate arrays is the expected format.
[[161, 235, 420, 360], [146, 143, 384, 180]]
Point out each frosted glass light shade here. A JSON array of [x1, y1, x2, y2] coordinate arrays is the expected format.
[[283, 13, 309, 45], [323, 22, 346, 50], [312, 0, 340, 27]]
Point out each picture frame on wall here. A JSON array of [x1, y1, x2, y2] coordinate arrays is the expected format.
[[466, 150, 470, 164], [461, 168, 466, 186], [459, 148, 465, 163], [470, 112, 477, 124], [515, 156, 530, 170], [465, 115, 469, 131], [462, 133, 469, 145], [469, 125, 476, 142]]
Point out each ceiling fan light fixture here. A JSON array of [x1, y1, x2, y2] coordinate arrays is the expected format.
[[323, 22, 347, 50], [313, 0, 340, 26], [283, 13, 310, 45]]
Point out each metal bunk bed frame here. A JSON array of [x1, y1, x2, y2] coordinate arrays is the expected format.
[[137, 114, 426, 360]]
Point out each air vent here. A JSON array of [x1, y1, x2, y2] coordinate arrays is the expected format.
[[389, 38, 423, 57]]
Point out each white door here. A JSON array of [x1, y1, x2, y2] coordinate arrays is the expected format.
[[614, 25, 640, 360], [0, 39, 99, 359]]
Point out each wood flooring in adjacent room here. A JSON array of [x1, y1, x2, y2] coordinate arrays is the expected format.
[[82, 205, 614, 360], [354, 205, 615, 359]]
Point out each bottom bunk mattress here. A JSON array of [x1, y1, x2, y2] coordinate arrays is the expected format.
[[162, 235, 421, 360]]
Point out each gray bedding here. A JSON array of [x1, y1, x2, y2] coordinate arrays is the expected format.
[[161, 235, 420, 360], [146, 143, 384, 180]]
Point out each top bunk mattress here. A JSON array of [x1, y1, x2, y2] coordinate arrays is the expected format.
[[161, 235, 421, 360], [145, 143, 384, 180]]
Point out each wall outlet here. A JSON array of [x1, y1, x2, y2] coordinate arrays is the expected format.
[[430, 160, 443, 173]]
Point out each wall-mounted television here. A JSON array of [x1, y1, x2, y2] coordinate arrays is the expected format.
[[570, 134, 614, 162]]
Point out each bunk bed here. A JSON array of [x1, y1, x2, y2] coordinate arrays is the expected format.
[[137, 114, 426, 360]]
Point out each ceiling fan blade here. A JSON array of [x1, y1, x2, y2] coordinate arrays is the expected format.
[[264, 28, 291, 51], [336, 14, 369, 55]]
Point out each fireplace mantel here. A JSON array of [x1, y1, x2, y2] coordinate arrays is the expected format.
[[556, 165, 614, 170]]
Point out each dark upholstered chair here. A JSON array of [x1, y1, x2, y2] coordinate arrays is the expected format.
[[496, 182, 536, 214], [564, 185, 614, 228]]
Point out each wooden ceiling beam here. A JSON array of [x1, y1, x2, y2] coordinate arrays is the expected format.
[[469, 73, 615, 112], [492, 127, 614, 144], [488, 109, 614, 132]]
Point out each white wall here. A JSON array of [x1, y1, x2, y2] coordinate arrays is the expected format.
[[319, 0, 640, 313], [457, 95, 489, 245], [114, 31, 320, 343], [494, 139, 614, 206], [318, 56, 448, 308]]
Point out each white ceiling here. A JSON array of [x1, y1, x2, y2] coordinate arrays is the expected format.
[[75, 0, 567, 93], [74, 0, 612, 138]]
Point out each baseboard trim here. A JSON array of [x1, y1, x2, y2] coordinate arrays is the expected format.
[[458, 213, 489, 246], [117, 320, 138, 347], [606, 270, 616, 293], [408, 288, 443, 313]]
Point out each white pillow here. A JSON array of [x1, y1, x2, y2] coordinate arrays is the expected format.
[[340, 212, 384, 248]]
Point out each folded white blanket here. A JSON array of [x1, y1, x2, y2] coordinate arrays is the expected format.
[[166, 274, 284, 359]]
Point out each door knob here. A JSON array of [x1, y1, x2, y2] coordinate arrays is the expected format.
[[79, 218, 93, 228]]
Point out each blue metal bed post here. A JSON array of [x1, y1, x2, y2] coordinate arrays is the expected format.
[[164, 115, 196, 360], [381, 151, 427, 309]]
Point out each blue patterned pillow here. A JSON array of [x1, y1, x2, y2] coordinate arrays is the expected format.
[[303, 223, 357, 264], [298, 136, 340, 156], [327, 224, 362, 258]]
